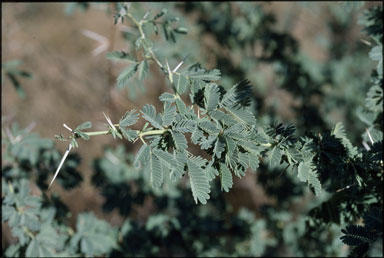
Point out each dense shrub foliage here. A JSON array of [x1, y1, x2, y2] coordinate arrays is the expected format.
[[2, 2, 382, 257]]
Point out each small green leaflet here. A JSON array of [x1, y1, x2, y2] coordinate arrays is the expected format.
[[76, 131, 90, 140], [153, 149, 179, 169], [191, 128, 204, 144], [117, 64, 139, 89], [137, 60, 149, 80], [175, 98, 187, 114], [224, 106, 256, 126], [106, 51, 136, 62], [162, 102, 177, 126], [171, 130, 188, 150], [220, 164, 233, 192], [298, 161, 321, 196], [159, 92, 176, 103], [120, 128, 138, 141], [269, 146, 282, 167], [141, 104, 163, 129], [173, 74, 189, 94], [206, 166, 219, 181], [134, 144, 150, 168], [199, 120, 220, 134], [172, 119, 196, 133], [187, 159, 210, 204], [213, 137, 225, 158], [119, 110, 139, 127], [184, 64, 221, 81], [150, 152, 163, 188], [75, 121, 92, 131], [204, 83, 220, 111]]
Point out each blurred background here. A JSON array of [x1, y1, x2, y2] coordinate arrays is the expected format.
[[2, 2, 382, 256]]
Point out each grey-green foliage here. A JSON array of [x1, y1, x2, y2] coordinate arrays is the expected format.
[[53, 3, 383, 209], [101, 57, 326, 203], [2, 178, 117, 257]]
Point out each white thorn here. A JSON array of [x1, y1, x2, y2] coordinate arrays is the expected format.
[[172, 54, 190, 73], [366, 128, 374, 145], [166, 59, 173, 83], [143, 11, 150, 19], [360, 39, 372, 46], [166, 59, 171, 74], [103, 112, 116, 131], [63, 123, 73, 132], [49, 143, 73, 189], [173, 60, 184, 73], [362, 141, 371, 151]]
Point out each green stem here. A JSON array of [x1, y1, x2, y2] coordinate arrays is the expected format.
[[84, 130, 110, 136], [126, 13, 164, 69], [83, 129, 167, 138], [140, 129, 167, 137]]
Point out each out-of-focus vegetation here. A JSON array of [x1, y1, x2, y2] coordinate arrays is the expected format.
[[2, 2, 382, 257]]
